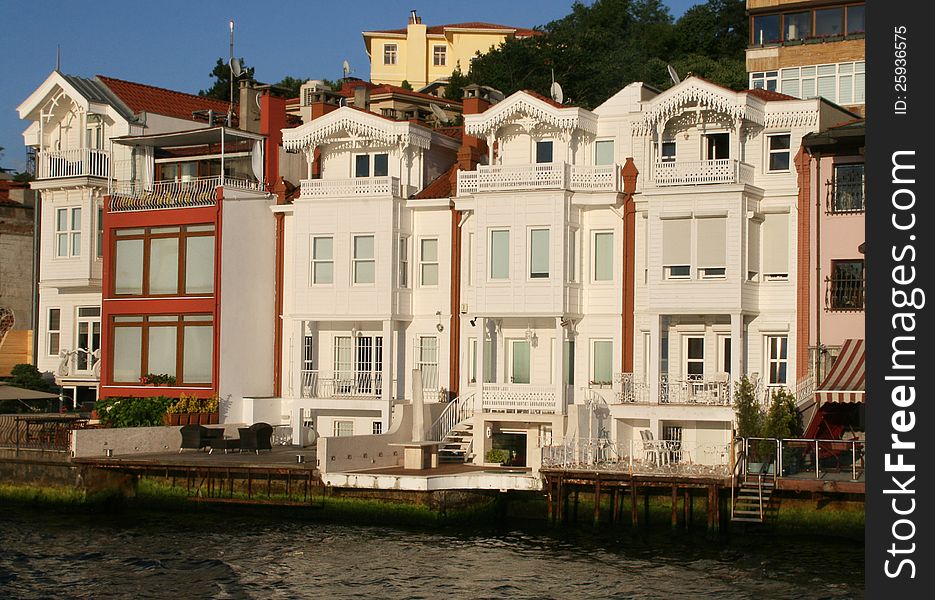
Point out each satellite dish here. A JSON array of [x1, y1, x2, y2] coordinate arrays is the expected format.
[[342, 59, 351, 78], [550, 81, 564, 104], [230, 57, 243, 78], [429, 103, 449, 124], [667, 64, 681, 85]]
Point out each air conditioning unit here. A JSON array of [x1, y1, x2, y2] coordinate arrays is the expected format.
[[460, 303, 469, 314]]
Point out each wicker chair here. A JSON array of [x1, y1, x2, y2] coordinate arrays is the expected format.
[[238, 422, 273, 454], [179, 425, 223, 452]]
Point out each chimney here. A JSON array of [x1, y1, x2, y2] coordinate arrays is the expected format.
[[299, 80, 341, 123], [260, 92, 287, 196], [409, 10, 421, 24], [462, 84, 502, 115], [239, 79, 262, 133], [353, 85, 370, 112]]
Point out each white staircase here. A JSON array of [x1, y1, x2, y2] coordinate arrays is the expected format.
[[428, 393, 476, 464]]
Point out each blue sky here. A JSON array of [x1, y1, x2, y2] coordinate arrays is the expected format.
[[1, 0, 698, 173]]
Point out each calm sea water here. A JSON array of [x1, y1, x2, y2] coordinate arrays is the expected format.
[[0, 506, 862, 599]]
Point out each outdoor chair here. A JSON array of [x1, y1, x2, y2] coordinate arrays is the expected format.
[[238, 422, 273, 454], [640, 430, 669, 465], [179, 424, 223, 452]]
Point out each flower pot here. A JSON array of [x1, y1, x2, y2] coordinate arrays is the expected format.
[[208, 412, 219, 425], [178, 413, 190, 426], [198, 412, 210, 425], [166, 413, 181, 426]]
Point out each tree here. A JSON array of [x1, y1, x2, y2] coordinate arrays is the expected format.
[[6, 364, 58, 394], [400, 79, 414, 91], [443, 64, 470, 101], [733, 375, 761, 439], [199, 57, 256, 101]]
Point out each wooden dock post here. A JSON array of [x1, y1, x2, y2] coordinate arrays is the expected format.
[[547, 479, 554, 525], [630, 484, 638, 526], [573, 487, 580, 522], [683, 489, 690, 529], [671, 486, 678, 529], [643, 490, 650, 525], [593, 477, 601, 527]]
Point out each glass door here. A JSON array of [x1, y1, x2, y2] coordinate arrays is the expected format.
[[510, 340, 531, 384], [75, 307, 101, 375]]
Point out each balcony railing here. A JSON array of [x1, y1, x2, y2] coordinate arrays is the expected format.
[[109, 176, 262, 212], [480, 383, 559, 413], [300, 370, 383, 399], [653, 159, 754, 186], [37, 148, 110, 179], [456, 162, 622, 195], [660, 374, 732, 405], [825, 273, 865, 311], [300, 176, 401, 199]]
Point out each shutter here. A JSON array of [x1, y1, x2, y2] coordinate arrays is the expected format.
[[762, 213, 789, 274], [747, 219, 761, 276], [696, 217, 727, 268], [662, 219, 692, 265]]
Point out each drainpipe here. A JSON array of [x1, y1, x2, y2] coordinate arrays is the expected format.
[[31, 186, 40, 367], [814, 152, 821, 379]]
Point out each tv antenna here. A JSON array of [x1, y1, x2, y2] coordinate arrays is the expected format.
[[342, 59, 351, 79], [429, 103, 449, 125], [550, 69, 564, 104], [667, 64, 681, 86], [228, 20, 244, 127]]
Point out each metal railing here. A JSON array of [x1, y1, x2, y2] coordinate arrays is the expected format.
[[456, 162, 622, 195], [0, 414, 89, 452], [541, 437, 732, 477], [653, 159, 754, 186], [37, 148, 110, 179], [428, 392, 476, 442], [660, 374, 732, 405], [739, 436, 865, 482], [610, 372, 650, 403], [300, 370, 383, 399], [826, 170, 865, 214], [300, 176, 401, 198], [825, 272, 865, 311]]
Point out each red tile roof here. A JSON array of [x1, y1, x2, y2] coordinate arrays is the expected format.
[[369, 22, 538, 37], [414, 164, 457, 199], [339, 80, 463, 105], [745, 88, 797, 101], [97, 75, 234, 123], [434, 126, 464, 142], [523, 89, 567, 109]]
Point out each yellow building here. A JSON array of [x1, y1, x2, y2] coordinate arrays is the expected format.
[[362, 10, 536, 90]]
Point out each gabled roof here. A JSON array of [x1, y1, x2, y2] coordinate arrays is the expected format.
[[365, 22, 537, 37], [414, 164, 457, 199], [282, 106, 433, 151], [97, 76, 233, 123], [464, 90, 597, 137]]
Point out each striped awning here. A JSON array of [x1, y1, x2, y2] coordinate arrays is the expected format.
[[815, 339, 865, 404]]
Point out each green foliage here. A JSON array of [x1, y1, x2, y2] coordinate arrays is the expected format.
[[732, 375, 760, 439], [462, 0, 747, 109], [275, 76, 306, 97], [167, 393, 219, 414], [94, 396, 173, 428], [400, 79, 414, 91], [140, 373, 176, 386], [444, 64, 470, 101], [199, 57, 256, 100], [763, 387, 802, 440], [485, 449, 510, 464], [7, 363, 57, 393]]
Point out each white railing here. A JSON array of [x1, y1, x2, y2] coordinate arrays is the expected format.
[[653, 159, 754, 186], [428, 392, 476, 442], [300, 370, 384, 399], [480, 383, 558, 413], [610, 372, 650, 404], [456, 162, 621, 195], [37, 148, 110, 179], [108, 176, 263, 212], [541, 437, 732, 476], [660, 374, 732, 405], [300, 176, 401, 198], [795, 375, 815, 407]]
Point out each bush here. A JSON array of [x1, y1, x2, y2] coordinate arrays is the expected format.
[[732, 375, 761, 439], [94, 396, 174, 428], [485, 449, 510, 464]]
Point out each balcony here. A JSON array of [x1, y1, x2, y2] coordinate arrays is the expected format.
[[300, 176, 402, 199], [601, 373, 732, 406], [456, 162, 621, 196], [300, 370, 383, 399], [825, 273, 865, 311], [479, 383, 561, 414], [37, 148, 110, 180], [109, 176, 262, 212], [653, 159, 754, 187]]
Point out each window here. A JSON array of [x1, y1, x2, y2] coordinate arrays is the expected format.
[[96, 203, 104, 259], [510, 340, 530, 384], [468, 338, 478, 383], [696, 217, 726, 278], [660, 141, 677, 162], [312, 236, 333, 284], [113, 225, 214, 296], [334, 421, 354, 436], [354, 154, 369, 178], [353, 235, 375, 284], [684, 336, 705, 378], [770, 61, 865, 105], [529, 229, 549, 279], [490, 230, 510, 279], [594, 140, 614, 166], [354, 153, 388, 178], [591, 340, 613, 385], [55, 207, 81, 258], [110, 314, 214, 385], [433, 45, 446, 66], [417, 336, 439, 391], [751, 14, 780, 45], [815, 8, 843, 37], [567, 228, 579, 283], [705, 133, 729, 160], [766, 335, 788, 385], [784, 11, 811, 41], [420, 238, 438, 286], [747, 218, 761, 281], [593, 231, 613, 281], [750, 71, 779, 92], [535, 140, 553, 164], [828, 260, 864, 310], [47, 308, 61, 355], [831, 163, 864, 213], [846, 5, 864, 34], [762, 213, 789, 279], [662, 219, 691, 279], [564, 340, 575, 385], [767, 134, 791, 172], [75, 307, 101, 372], [373, 153, 388, 177], [398, 237, 409, 288], [383, 44, 397, 65], [372, 421, 383, 435]]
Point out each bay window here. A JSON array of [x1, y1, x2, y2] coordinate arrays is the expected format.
[[353, 235, 375, 284], [113, 225, 215, 296]]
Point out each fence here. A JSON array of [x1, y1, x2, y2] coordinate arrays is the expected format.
[[739, 437, 865, 482], [0, 414, 89, 452], [541, 437, 732, 477]]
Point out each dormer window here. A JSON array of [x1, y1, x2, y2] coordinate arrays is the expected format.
[[535, 140, 553, 164]]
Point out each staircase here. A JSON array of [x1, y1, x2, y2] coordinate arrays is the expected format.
[[428, 393, 476, 464], [731, 475, 774, 523]]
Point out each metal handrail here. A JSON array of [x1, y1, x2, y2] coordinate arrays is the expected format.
[[428, 392, 476, 442]]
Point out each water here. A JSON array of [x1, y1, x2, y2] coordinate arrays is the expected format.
[[0, 507, 862, 599]]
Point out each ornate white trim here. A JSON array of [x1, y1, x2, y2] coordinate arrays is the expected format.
[[636, 81, 752, 135], [282, 107, 432, 151], [764, 109, 818, 129], [464, 92, 598, 137]]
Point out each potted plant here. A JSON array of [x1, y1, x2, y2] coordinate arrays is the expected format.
[[165, 399, 182, 426], [141, 373, 177, 387], [485, 449, 510, 466], [205, 394, 220, 424]]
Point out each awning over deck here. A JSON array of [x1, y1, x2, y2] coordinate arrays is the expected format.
[[815, 339, 865, 404]]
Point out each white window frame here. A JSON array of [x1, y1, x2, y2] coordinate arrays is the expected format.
[[660, 140, 677, 162], [749, 70, 779, 92], [567, 227, 579, 283], [372, 421, 383, 435], [419, 237, 439, 287], [55, 206, 81, 258], [333, 420, 354, 437], [432, 45, 446, 66], [416, 336, 439, 391], [352, 234, 375, 285], [47, 308, 61, 356], [766, 133, 792, 173], [590, 339, 614, 386], [594, 139, 615, 166], [683, 335, 705, 380], [528, 227, 550, 280], [592, 230, 613, 283], [95, 201, 104, 260], [764, 61, 865, 105], [766, 335, 789, 386], [311, 236, 334, 285], [489, 229, 510, 280], [398, 236, 409, 289], [665, 265, 691, 280], [383, 44, 398, 65]]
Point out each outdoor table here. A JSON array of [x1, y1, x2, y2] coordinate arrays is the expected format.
[[208, 438, 241, 454]]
